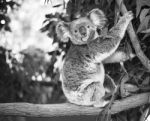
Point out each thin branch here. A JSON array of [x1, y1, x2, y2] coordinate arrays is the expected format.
[[0, 93, 149, 117], [115, 0, 150, 72]]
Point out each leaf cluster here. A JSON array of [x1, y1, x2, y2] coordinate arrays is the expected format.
[[0, 0, 20, 31]]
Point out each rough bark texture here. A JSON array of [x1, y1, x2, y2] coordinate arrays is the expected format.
[[0, 93, 149, 117]]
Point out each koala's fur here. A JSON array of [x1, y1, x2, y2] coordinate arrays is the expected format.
[[56, 9, 133, 107]]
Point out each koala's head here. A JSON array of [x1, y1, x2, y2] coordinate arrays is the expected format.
[[56, 8, 107, 45]]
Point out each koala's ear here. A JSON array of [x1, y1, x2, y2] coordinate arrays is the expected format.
[[56, 21, 71, 42], [88, 8, 107, 29]]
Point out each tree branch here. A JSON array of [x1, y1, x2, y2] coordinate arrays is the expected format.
[[0, 93, 149, 117], [115, 0, 150, 72]]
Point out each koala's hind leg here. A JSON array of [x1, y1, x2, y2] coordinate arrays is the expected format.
[[93, 75, 117, 107], [78, 81, 108, 107], [91, 82, 109, 107]]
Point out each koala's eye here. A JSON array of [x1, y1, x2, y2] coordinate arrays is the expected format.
[[87, 25, 90, 28], [74, 30, 77, 33]]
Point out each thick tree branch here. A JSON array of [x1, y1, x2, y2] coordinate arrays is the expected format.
[[115, 0, 150, 72], [0, 93, 149, 117]]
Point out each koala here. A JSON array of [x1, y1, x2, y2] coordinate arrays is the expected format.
[[56, 9, 133, 107]]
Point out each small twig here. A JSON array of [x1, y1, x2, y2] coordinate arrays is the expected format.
[[115, 0, 150, 72]]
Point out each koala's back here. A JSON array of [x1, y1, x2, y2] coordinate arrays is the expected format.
[[62, 44, 102, 91]]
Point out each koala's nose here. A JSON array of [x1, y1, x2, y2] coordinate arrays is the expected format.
[[79, 26, 87, 36]]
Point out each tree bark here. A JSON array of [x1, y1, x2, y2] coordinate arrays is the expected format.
[[0, 93, 149, 117]]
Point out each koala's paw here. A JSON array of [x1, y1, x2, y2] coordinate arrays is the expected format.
[[123, 11, 134, 21]]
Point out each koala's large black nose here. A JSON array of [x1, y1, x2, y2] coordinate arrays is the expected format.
[[79, 26, 87, 36]]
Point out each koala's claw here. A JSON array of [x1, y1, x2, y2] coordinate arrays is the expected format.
[[123, 11, 134, 21]]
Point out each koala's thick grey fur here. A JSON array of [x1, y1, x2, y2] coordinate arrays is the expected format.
[[56, 9, 133, 107]]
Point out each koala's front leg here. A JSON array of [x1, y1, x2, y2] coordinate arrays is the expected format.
[[108, 11, 133, 39], [88, 11, 133, 63]]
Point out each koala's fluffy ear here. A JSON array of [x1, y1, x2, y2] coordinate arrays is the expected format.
[[88, 8, 107, 29], [56, 21, 71, 42]]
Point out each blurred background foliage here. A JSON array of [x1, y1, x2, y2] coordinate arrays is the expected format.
[[0, 0, 150, 121]]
